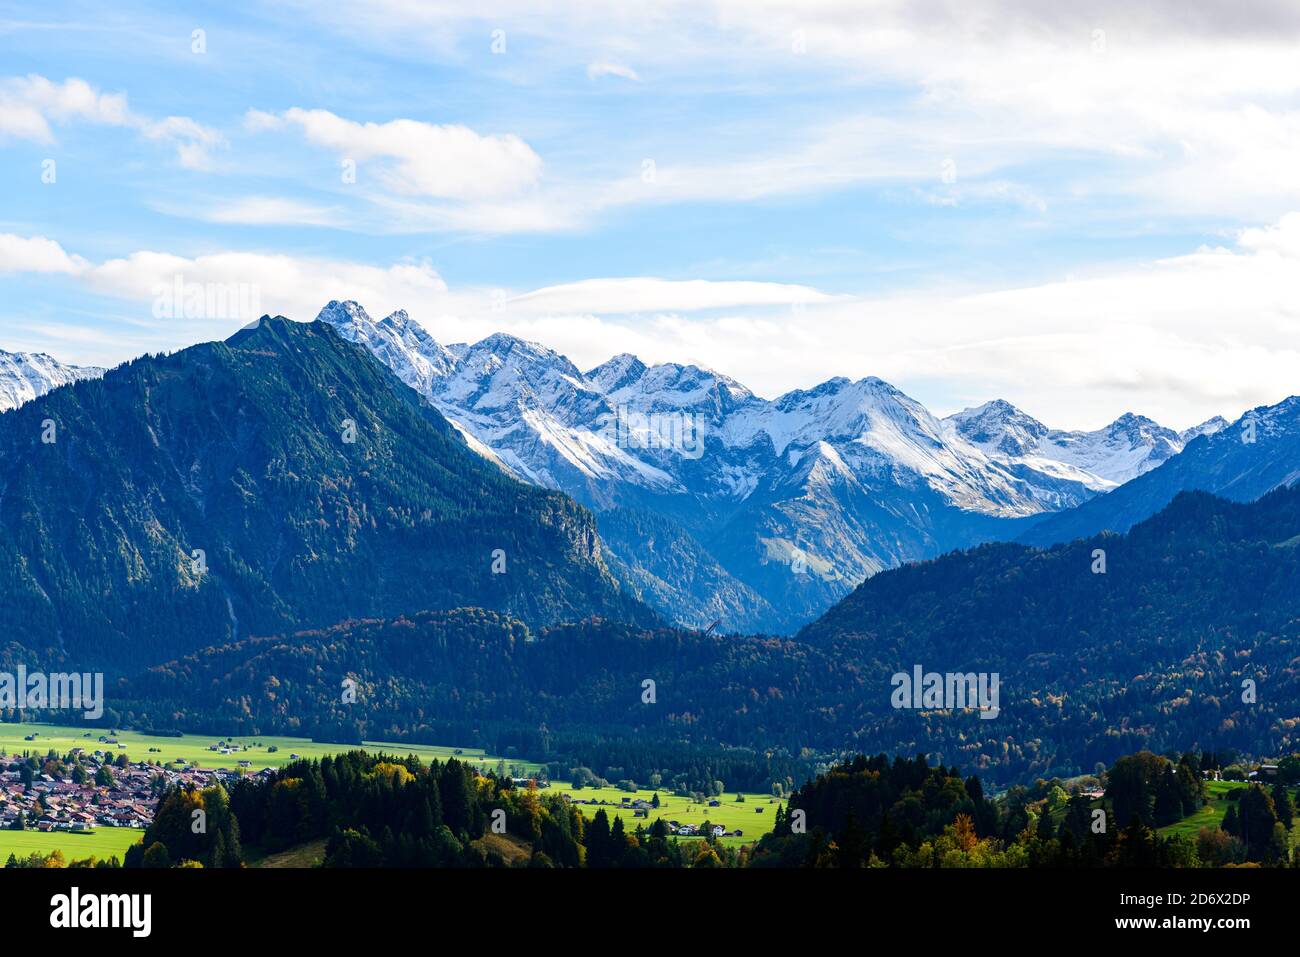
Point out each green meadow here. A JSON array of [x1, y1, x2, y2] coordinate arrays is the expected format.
[[1157, 781, 1247, 839], [549, 782, 779, 847], [0, 827, 143, 864], [0, 722, 542, 775], [1158, 779, 1298, 850]]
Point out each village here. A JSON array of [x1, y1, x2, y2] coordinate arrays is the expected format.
[[0, 725, 763, 846], [0, 732, 274, 836]]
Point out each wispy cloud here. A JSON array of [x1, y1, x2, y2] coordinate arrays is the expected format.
[[198, 196, 342, 227], [285, 1, 1300, 227], [0, 74, 223, 168], [507, 277, 835, 313], [586, 61, 640, 82], [11, 215, 1300, 429]]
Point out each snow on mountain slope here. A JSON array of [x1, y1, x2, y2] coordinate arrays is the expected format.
[[946, 399, 1198, 494], [724, 377, 1044, 517], [317, 302, 679, 499], [1020, 397, 1300, 548], [592, 354, 762, 424], [0, 349, 104, 412], [318, 300, 1065, 519], [1180, 416, 1229, 443], [590, 359, 1054, 517], [317, 300, 457, 396], [311, 300, 1207, 632]]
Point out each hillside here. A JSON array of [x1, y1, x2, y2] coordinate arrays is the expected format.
[[116, 608, 857, 774], [595, 507, 784, 633], [0, 316, 651, 674], [100, 481, 1300, 786], [800, 485, 1300, 778]]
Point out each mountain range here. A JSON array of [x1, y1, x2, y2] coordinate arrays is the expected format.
[[0, 348, 103, 413], [5, 305, 1300, 786], [6, 302, 1282, 639], [1020, 397, 1300, 547], [313, 300, 1227, 631]]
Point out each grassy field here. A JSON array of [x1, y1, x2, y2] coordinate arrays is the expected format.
[[0, 722, 542, 775], [549, 782, 779, 848], [1158, 780, 1298, 847], [0, 827, 143, 864], [252, 838, 328, 868], [1157, 781, 1246, 839], [0, 723, 777, 857]]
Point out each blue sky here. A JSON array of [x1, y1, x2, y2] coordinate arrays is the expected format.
[[3, 1, 1300, 428]]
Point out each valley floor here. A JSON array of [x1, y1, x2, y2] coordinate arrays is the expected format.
[[0, 723, 779, 862]]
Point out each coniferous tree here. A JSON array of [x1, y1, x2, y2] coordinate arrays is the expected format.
[[1154, 766, 1184, 827], [609, 816, 627, 867], [836, 811, 867, 867], [586, 810, 612, 868], [1221, 802, 1240, 837], [1270, 780, 1294, 830], [1035, 804, 1056, 842]]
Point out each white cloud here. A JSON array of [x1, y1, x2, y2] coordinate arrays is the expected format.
[[0, 234, 87, 274], [250, 107, 542, 201], [0, 74, 223, 167], [289, 1, 1300, 225], [0, 238, 446, 359], [10, 213, 1300, 429], [367, 192, 588, 234], [242, 109, 283, 134], [196, 3, 1300, 236], [200, 196, 343, 227], [138, 115, 226, 171], [0, 75, 128, 141], [1237, 212, 1300, 257], [507, 277, 835, 313], [586, 61, 640, 82], [82, 249, 447, 325]]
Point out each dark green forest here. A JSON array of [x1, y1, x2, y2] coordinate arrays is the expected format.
[[0, 317, 652, 674], [80, 485, 1300, 788]]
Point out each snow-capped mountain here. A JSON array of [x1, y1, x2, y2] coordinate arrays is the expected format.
[[316, 301, 1068, 514], [726, 377, 1043, 516], [945, 400, 1227, 498], [592, 352, 762, 425], [319, 300, 647, 492], [1020, 398, 1300, 548], [318, 300, 457, 395], [0, 349, 104, 413], [1180, 416, 1230, 443], [313, 301, 1210, 633]]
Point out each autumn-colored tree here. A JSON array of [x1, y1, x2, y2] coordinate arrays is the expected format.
[[952, 813, 978, 853]]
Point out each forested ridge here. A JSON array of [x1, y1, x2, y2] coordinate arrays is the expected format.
[[88, 485, 1300, 789], [110, 608, 837, 791], [0, 317, 652, 674]]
